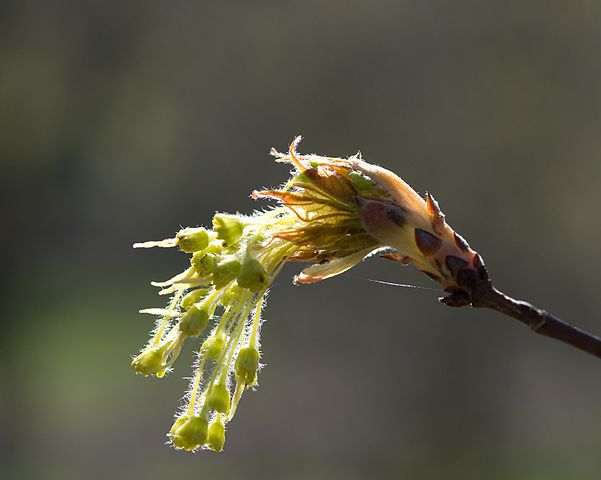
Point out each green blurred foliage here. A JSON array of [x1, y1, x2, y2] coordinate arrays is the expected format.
[[2, 1, 601, 479]]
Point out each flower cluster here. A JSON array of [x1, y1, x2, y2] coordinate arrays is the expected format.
[[132, 137, 484, 452], [132, 215, 297, 452]]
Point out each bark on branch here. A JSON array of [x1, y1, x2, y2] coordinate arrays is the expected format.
[[440, 276, 601, 360]]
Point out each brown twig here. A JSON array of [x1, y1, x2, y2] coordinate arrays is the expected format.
[[440, 275, 601, 360]]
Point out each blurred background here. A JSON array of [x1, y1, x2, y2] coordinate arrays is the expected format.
[[2, 1, 601, 478]]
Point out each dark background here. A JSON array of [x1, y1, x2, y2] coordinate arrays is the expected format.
[[2, 1, 601, 479]]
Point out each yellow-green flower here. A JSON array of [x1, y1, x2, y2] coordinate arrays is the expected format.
[[131, 136, 484, 452]]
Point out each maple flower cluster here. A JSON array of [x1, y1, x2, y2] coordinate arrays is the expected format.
[[132, 137, 484, 452]]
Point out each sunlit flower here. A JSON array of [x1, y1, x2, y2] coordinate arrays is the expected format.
[[131, 136, 484, 452]]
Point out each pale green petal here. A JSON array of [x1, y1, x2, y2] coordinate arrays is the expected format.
[[151, 267, 195, 288], [133, 238, 178, 248], [139, 308, 181, 317], [158, 280, 207, 296], [294, 248, 375, 284]]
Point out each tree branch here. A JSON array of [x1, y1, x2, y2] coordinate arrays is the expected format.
[[440, 278, 601, 360]]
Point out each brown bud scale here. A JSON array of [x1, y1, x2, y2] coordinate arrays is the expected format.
[[454, 232, 470, 252], [380, 253, 411, 264], [457, 268, 477, 290], [414, 228, 442, 256], [472, 253, 489, 281], [425, 193, 445, 235], [445, 255, 468, 277]]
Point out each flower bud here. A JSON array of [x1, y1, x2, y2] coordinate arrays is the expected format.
[[176, 227, 210, 253], [191, 251, 219, 277], [207, 383, 231, 415], [207, 418, 226, 452], [235, 347, 260, 384], [202, 334, 225, 360], [213, 214, 244, 246], [179, 305, 210, 337], [131, 346, 165, 376], [169, 414, 208, 451], [237, 257, 268, 292], [169, 415, 187, 434], [181, 288, 209, 311], [212, 257, 241, 289], [168, 415, 188, 444]]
